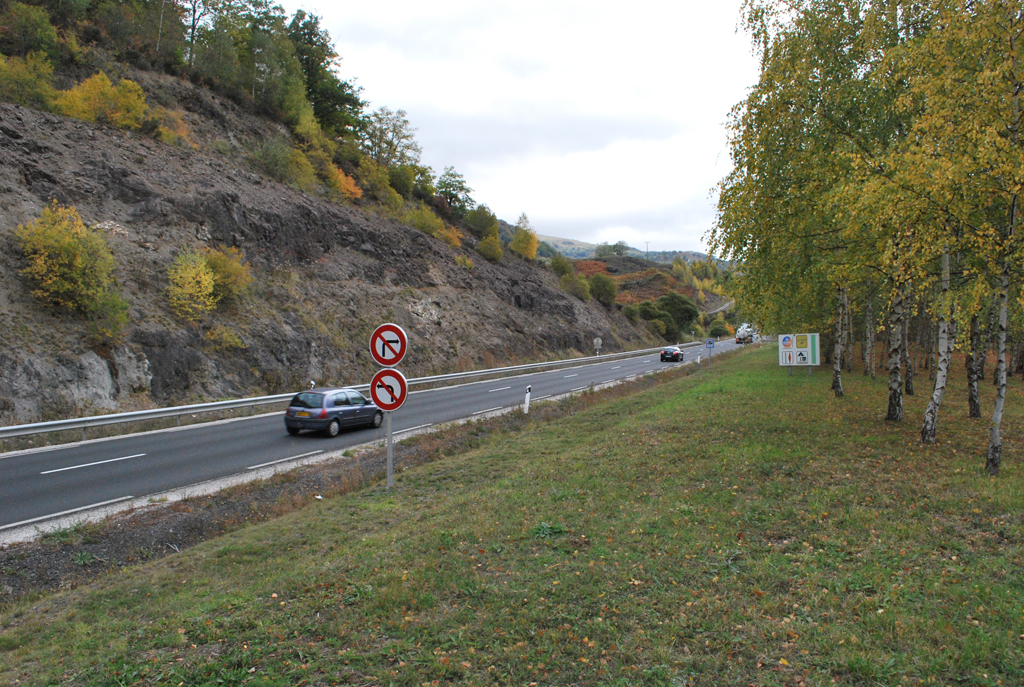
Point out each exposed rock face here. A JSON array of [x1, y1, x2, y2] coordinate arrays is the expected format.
[[0, 85, 656, 425], [0, 346, 150, 421]]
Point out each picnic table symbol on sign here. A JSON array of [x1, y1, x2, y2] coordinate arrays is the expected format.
[[370, 368, 408, 412], [369, 323, 408, 367]]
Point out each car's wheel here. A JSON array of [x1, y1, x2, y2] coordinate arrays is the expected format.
[[325, 419, 341, 438], [287, 426, 300, 436], [371, 411, 383, 429]]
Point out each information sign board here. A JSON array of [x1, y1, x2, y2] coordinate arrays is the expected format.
[[779, 332, 820, 366]]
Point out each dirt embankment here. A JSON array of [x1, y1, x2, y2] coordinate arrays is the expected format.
[[0, 73, 657, 425]]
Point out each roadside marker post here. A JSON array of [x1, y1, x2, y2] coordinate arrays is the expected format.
[[705, 338, 715, 368], [369, 323, 409, 490], [524, 385, 532, 414]]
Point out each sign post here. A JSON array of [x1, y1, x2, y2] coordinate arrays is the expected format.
[[369, 324, 409, 489], [705, 338, 715, 368], [594, 337, 602, 356]]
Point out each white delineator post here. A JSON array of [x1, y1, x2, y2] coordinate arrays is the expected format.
[[524, 385, 532, 414]]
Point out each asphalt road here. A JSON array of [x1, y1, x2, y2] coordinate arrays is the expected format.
[[0, 340, 742, 531]]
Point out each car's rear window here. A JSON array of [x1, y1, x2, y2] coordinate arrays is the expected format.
[[290, 392, 324, 409]]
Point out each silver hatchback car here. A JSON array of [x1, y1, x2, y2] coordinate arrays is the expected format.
[[284, 388, 384, 437]]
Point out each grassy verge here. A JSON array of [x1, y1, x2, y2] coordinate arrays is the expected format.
[[1, 346, 1021, 686]]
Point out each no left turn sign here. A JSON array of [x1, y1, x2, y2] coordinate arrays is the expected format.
[[370, 323, 408, 367], [370, 368, 408, 411]]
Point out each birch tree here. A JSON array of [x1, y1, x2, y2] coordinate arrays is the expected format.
[[894, 0, 1024, 473], [921, 247, 954, 442]]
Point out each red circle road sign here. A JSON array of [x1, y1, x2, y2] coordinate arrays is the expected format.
[[369, 323, 408, 367], [370, 368, 408, 412]]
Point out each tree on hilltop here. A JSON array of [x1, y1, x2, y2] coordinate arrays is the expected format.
[[509, 213, 539, 259], [361, 106, 422, 168], [594, 241, 629, 258], [437, 167, 474, 218], [288, 10, 365, 136]]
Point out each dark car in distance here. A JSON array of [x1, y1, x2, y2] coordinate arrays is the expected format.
[[284, 388, 384, 437], [660, 346, 685, 362]]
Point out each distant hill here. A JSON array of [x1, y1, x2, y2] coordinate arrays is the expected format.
[[537, 235, 713, 264], [537, 235, 599, 259]]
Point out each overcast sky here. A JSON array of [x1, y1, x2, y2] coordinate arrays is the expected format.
[[279, 1, 761, 253]]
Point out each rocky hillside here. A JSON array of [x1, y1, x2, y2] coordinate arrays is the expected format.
[[0, 74, 657, 425]]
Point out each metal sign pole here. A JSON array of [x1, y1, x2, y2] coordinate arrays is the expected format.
[[386, 411, 393, 489]]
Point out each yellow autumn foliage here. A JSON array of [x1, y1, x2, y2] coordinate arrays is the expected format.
[[15, 202, 116, 312], [167, 249, 218, 322], [53, 72, 148, 129]]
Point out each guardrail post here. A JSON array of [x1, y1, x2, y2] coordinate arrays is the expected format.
[[81, 427, 86, 443]]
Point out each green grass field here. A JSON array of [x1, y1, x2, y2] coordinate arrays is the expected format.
[[2, 346, 1022, 686]]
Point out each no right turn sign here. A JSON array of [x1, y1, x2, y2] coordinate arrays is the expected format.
[[370, 323, 408, 368]]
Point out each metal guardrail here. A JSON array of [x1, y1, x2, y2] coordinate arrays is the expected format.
[[0, 343, 699, 441]]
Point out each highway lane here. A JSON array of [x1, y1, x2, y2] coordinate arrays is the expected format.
[[0, 340, 743, 530]]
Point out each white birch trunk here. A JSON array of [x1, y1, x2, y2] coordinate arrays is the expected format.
[[902, 289, 915, 396], [922, 248, 952, 444], [845, 290, 854, 373], [869, 298, 876, 379], [832, 285, 845, 397], [886, 290, 903, 421], [987, 265, 1009, 475], [863, 297, 873, 376], [967, 314, 981, 418]]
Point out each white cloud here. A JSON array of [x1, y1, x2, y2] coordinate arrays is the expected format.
[[280, 0, 760, 252]]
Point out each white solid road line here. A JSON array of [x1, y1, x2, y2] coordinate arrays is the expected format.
[[472, 406, 502, 415], [394, 423, 432, 434], [41, 453, 147, 475], [564, 374, 578, 378], [534, 395, 551, 401], [246, 450, 323, 471], [0, 495, 135, 531], [571, 386, 588, 391], [488, 386, 512, 393]]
